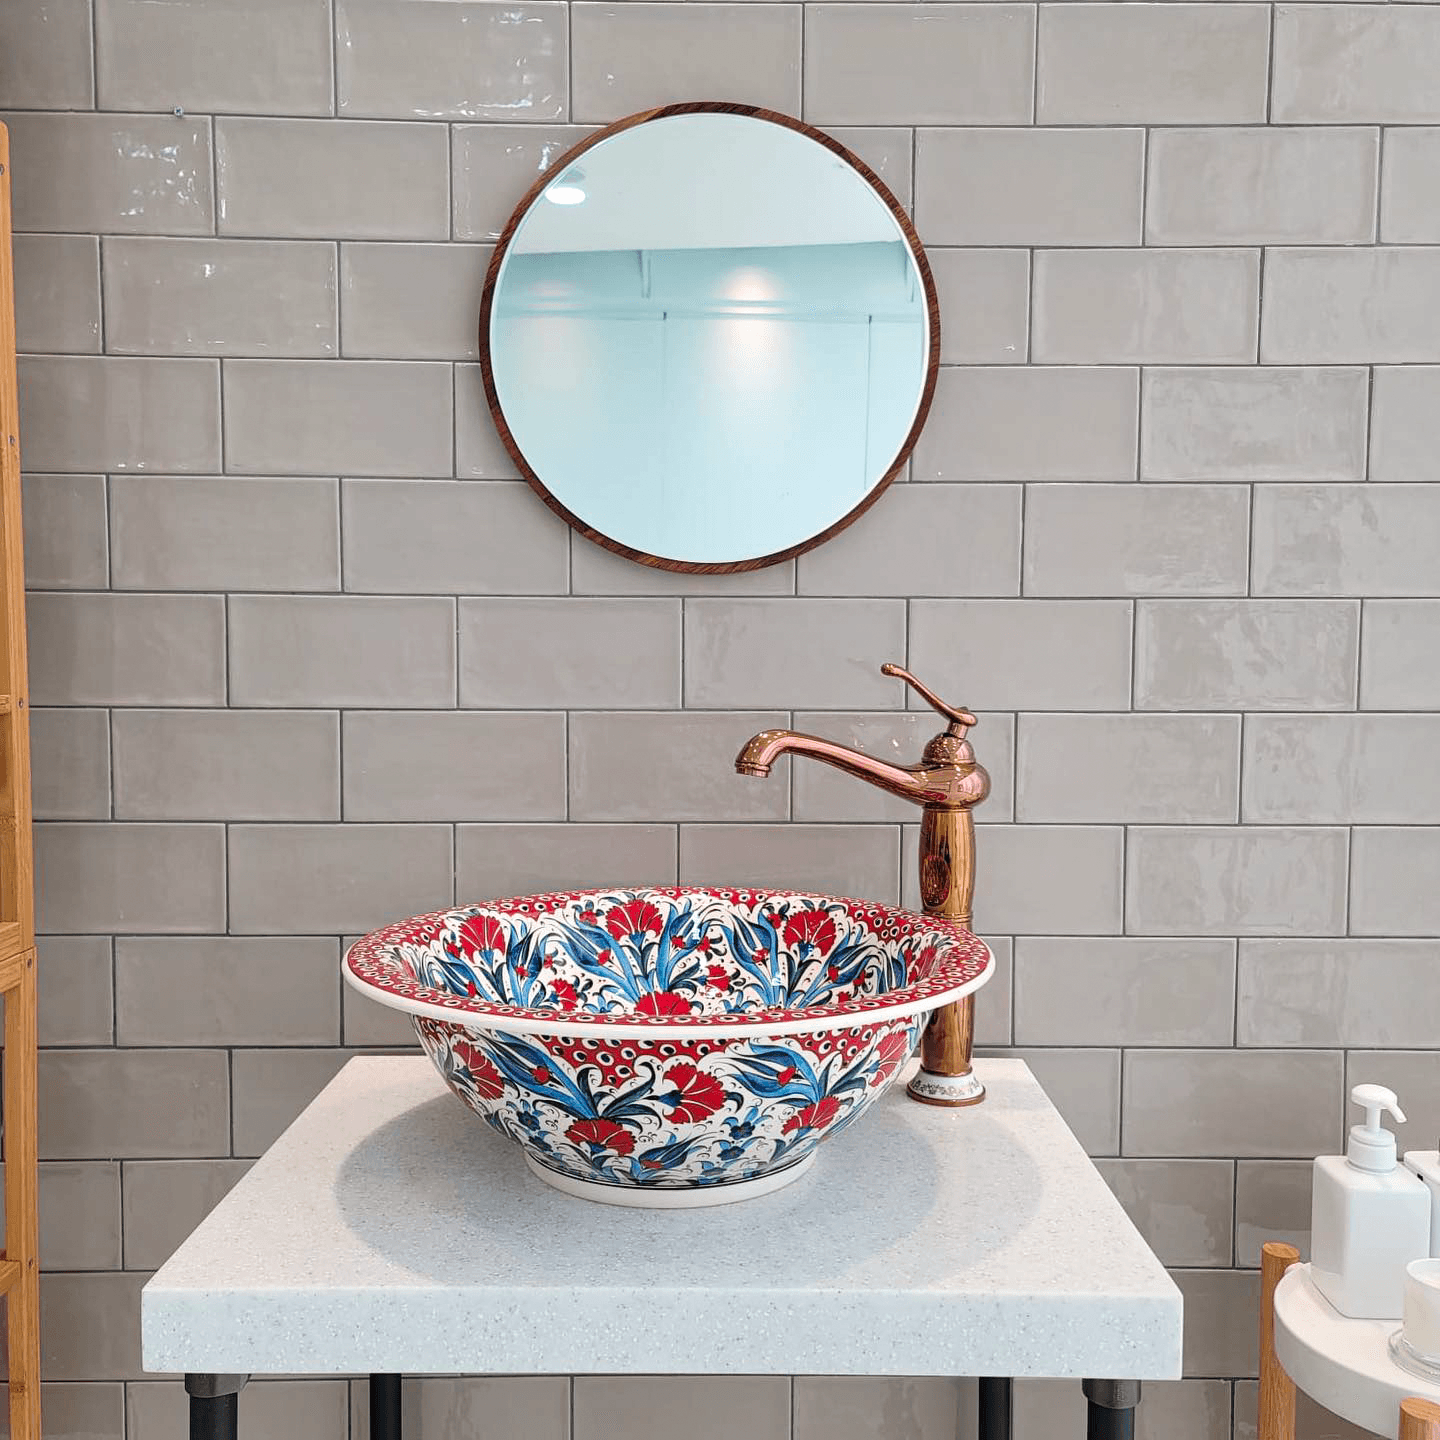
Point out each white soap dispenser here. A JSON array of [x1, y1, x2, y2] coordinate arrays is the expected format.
[[1311, 1083, 1432, 1319], [1405, 1141, 1440, 1257]]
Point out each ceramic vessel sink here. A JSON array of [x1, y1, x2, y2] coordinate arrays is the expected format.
[[344, 887, 992, 1208]]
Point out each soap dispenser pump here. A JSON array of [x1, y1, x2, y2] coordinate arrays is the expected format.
[[1311, 1084, 1432, 1319]]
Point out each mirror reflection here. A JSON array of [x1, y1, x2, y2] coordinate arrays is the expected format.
[[484, 110, 934, 569]]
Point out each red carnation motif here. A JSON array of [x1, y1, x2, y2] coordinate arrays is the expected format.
[[453, 1041, 504, 1100], [751, 947, 769, 966], [566, 1117, 635, 1156], [870, 1030, 912, 1086], [827, 964, 841, 983], [784, 910, 838, 958], [578, 906, 599, 925], [659, 1062, 726, 1123], [532, 1063, 553, 1084], [606, 899, 665, 942], [550, 979, 579, 1009], [636, 991, 692, 1017], [776, 1064, 798, 1085], [458, 913, 506, 958], [783, 1096, 842, 1134], [705, 964, 732, 992]]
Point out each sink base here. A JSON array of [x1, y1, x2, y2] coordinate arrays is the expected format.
[[907, 1067, 987, 1107], [524, 1150, 817, 1208]]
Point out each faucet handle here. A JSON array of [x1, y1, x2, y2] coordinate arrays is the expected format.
[[881, 663, 978, 736]]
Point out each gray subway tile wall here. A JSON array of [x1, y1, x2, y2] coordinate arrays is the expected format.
[[5, 1, 1437, 1435]]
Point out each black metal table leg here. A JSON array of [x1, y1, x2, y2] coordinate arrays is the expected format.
[[186, 1374, 247, 1440], [371, 1373, 403, 1440], [978, 1377, 1013, 1440], [1083, 1379, 1140, 1440]]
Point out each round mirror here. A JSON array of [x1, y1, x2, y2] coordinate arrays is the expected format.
[[479, 103, 939, 573]]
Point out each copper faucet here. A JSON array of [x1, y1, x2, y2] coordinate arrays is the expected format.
[[735, 662, 991, 1107]]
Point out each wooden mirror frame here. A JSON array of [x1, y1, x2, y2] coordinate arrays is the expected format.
[[477, 101, 942, 575]]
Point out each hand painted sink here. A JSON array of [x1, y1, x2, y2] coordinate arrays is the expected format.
[[344, 887, 993, 1208]]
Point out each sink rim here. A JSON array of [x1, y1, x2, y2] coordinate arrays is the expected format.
[[344, 885, 993, 1041]]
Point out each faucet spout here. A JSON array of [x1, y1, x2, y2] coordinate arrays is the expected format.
[[735, 729, 943, 805]]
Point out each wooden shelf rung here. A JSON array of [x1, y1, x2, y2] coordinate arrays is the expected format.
[[0, 948, 24, 994], [0, 695, 12, 715], [0, 922, 24, 968], [0, 1260, 23, 1296]]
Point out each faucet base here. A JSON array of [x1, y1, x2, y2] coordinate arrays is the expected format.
[[906, 1068, 986, 1107]]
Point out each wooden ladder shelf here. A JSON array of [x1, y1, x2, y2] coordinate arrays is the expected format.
[[0, 123, 42, 1440]]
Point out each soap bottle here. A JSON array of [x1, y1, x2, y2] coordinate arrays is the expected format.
[[1311, 1083, 1432, 1319], [1405, 1143, 1440, 1257]]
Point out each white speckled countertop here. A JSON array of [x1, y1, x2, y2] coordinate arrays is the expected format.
[[141, 1057, 1182, 1380]]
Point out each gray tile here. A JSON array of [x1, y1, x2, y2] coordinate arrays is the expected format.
[[343, 978, 420, 1049], [112, 709, 340, 821], [906, 824, 1125, 935], [37, 936, 113, 1047], [1263, 248, 1440, 363], [913, 367, 1139, 483], [347, 1377, 567, 1440], [115, 937, 340, 1046], [460, 599, 681, 707], [909, 600, 1133, 711], [1244, 715, 1440, 823], [1123, 1049, 1344, 1159], [231, 1049, 353, 1156], [2, 112, 213, 234], [1037, 4, 1270, 123], [1135, 600, 1359, 710], [36, 823, 226, 935], [1382, 129, 1440, 243], [1033, 249, 1260, 365], [343, 711, 566, 820], [131, 1379, 348, 1440], [1254, 483, 1440, 596], [1351, 827, 1440, 937], [973, 938, 1013, 1049], [216, 118, 449, 240], [684, 599, 906, 708], [916, 128, 1142, 246], [224, 360, 452, 477], [95, 0, 332, 114], [796, 485, 1021, 597], [1146, 128, 1377, 246], [1372, 367, 1440, 483], [1023, 483, 1249, 596], [39, 1049, 230, 1160], [0, 0, 94, 109], [31, 708, 110, 820], [1235, 1160, 1312, 1268], [831, 128, 915, 212], [18, 355, 220, 473], [1141, 367, 1369, 483], [40, 1272, 148, 1381], [981, 1048, 1121, 1155], [453, 124, 596, 241], [341, 243, 489, 360], [122, 1160, 252, 1270], [103, 238, 337, 358], [574, 1378, 789, 1440], [804, 7, 1034, 125], [27, 593, 226, 706], [1094, 1159, 1234, 1268], [679, 824, 901, 904], [1126, 826, 1349, 936], [22, 474, 108, 589], [12, 234, 100, 353], [1274, 5, 1440, 122], [456, 823, 678, 898], [336, 0, 566, 121], [794, 1378, 971, 1440], [229, 595, 455, 707], [571, 5, 801, 121], [228, 824, 453, 934], [926, 251, 1029, 365], [111, 475, 339, 591], [1014, 938, 1236, 1046], [28, 1163, 122, 1272], [1, 1383, 124, 1440], [342, 480, 568, 595], [792, 710, 1015, 824], [569, 711, 789, 821], [1239, 939, 1440, 1048], [1176, 1269, 1262, 1380], [455, 364, 522, 478], [1019, 713, 1239, 824], [1361, 600, 1440, 709]]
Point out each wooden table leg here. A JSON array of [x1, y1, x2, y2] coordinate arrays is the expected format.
[[370, 1373, 403, 1440], [977, 1377, 1012, 1440], [1260, 1241, 1301, 1440], [1400, 1398, 1440, 1440]]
